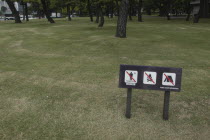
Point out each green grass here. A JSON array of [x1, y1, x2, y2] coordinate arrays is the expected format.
[[0, 17, 210, 139]]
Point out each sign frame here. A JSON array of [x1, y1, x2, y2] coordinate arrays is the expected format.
[[119, 64, 183, 120]]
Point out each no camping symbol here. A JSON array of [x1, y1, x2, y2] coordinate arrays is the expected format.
[[124, 70, 138, 86], [162, 73, 176, 86]]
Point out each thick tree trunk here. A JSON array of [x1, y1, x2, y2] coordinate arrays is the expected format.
[[138, 0, 143, 22], [5, 0, 21, 23], [67, 5, 71, 21], [40, 0, 55, 23], [98, 5, 104, 27], [116, 0, 129, 38], [25, 3, 29, 21], [87, 0, 93, 22]]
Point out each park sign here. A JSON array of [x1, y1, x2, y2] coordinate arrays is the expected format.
[[119, 65, 182, 91], [119, 65, 182, 120]]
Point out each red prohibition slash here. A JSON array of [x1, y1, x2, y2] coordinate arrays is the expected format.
[[126, 71, 136, 82], [145, 72, 155, 84], [164, 74, 175, 85]]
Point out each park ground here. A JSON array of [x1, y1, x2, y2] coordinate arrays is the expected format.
[[0, 17, 210, 140]]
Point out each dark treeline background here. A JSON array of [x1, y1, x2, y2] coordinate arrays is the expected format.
[[2, 0, 209, 37]]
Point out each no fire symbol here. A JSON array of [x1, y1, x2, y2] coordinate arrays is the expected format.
[[143, 71, 157, 85], [124, 70, 138, 86], [162, 73, 176, 86]]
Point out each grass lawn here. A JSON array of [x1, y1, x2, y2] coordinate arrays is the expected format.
[[0, 17, 210, 139]]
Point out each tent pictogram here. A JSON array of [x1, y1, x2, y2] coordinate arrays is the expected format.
[[124, 70, 138, 86], [162, 73, 176, 86], [143, 71, 157, 85]]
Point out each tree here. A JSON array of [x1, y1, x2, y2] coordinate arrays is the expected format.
[[87, 0, 93, 22], [20, 1, 29, 21], [166, 0, 171, 20], [98, 2, 104, 27], [128, 0, 133, 21], [40, 0, 55, 23], [138, 0, 143, 22], [5, 0, 22, 23], [116, 0, 129, 38]]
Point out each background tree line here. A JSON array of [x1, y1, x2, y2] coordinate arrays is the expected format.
[[2, 0, 202, 37]]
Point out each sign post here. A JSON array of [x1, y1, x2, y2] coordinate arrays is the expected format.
[[119, 65, 182, 120], [163, 91, 170, 120], [125, 88, 132, 118]]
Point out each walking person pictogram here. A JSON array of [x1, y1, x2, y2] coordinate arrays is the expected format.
[[124, 70, 138, 86]]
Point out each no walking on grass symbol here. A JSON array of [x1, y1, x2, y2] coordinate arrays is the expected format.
[[124, 70, 138, 86], [119, 65, 182, 120]]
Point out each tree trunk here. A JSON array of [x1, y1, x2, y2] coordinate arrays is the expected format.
[[67, 5, 71, 21], [40, 0, 55, 23], [166, 0, 171, 20], [96, 14, 99, 23], [5, 0, 21, 23], [193, 13, 200, 23], [87, 0, 93, 22], [98, 4, 104, 27], [186, 4, 192, 21], [116, 0, 129, 38], [95, 4, 99, 23], [159, 5, 165, 16], [106, 5, 109, 18], [129, 0, 132, 20], [110, 1, 114, 18], [38, 10, 41, 19], [138, 0, 143, 22], [23, 4, 25, 21], [116, 0, 120, 16], [25, 3, 29, 21], [60, 8, 63, 17]]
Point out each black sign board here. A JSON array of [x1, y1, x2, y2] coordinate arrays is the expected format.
[[119, 65, 182, 92], [118, 65, 183, 120]]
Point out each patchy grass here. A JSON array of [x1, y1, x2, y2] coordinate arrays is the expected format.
[[0, 17, 209, 139]]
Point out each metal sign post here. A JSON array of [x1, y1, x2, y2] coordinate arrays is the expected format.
[[119, 65, 182, 120]]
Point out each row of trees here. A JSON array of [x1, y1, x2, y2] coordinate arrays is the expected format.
[[3, 0, 201, 37]]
